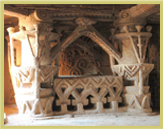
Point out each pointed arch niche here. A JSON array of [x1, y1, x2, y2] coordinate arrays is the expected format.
[[50, 18, 121, 77], [58, 36, 113, 76]]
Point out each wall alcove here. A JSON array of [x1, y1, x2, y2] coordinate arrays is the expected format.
[[58, 36, 112, 76], [53, 35, 118, 113]]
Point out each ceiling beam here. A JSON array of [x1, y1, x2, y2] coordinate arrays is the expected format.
[[114, 4, 160, 27], [4, 5, 30, 18]]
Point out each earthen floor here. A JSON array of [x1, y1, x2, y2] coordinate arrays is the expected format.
[[4, 104, 160, 126]]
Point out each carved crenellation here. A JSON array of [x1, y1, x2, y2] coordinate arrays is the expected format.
[[53, 76, 123, 115]]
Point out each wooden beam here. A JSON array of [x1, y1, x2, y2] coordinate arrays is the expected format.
[[129, 4, 160, 18], [50, 26, 81, 61], [4, 5, 29, 18], [114, 4, 160, 26]]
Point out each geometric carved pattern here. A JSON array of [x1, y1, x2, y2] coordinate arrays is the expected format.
[[124, 65, 140, 78], [112, 63, 154, 80], [12, 66, 58, 116], [14, 66, 58, 87], [112, 64, 140, 79], [53, 76, 123, 114], [129, 95, 142, 109], [112, 63, 153, 113], [59, 44, 97, 76], [14, 67, 35, 83], [6, 7, 156, 116], [142, 64, 154, 79], [16, 97, 54, 116], [124, 92, 151, 112], [40, 66, 58, 81]]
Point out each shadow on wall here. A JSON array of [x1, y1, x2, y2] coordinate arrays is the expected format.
[[59, 36, 112, 76], [4, 38, 15, 104], [148, 24, 160, 111]]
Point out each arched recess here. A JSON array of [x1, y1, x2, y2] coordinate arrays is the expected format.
[[59, 36, 112, 76], [50, 25, 121, 64]]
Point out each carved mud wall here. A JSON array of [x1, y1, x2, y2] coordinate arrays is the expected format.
[[53, 76, 123, 115], [4, 4, 160, 117]]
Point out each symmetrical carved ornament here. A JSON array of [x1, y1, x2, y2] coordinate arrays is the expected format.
[[111, 9, 155, 112], [111, 64, 154, 80], [50, 17, 121, 63], [113, 25, 152, 64], [11, 65, 58, 116], [6, 4, 158, 117], [123, 86, 152, 112], [16, 97, 54, 116], [7, 24, 59, 116], [13, 66, 58, 85], [53, 76, 123, 114]]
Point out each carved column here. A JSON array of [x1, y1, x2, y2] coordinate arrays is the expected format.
[[7, 11, 59, 117], [111, 10, 154, 113]]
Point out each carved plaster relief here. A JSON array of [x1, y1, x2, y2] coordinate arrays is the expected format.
[[6, 4, 157, 117], [53, 76, 123, 115]]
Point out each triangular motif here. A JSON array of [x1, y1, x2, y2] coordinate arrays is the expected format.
[[106, 77, 115, 84], [124, 65, 140, 78], [130, 96, 141, 109], [96, 87, 101, 93], [113, 87, 116, 93], [66, 79, 77, 85], [76, 88, 84, 94], [112, 66, 122, 76], [82, 78, 89, 84], [143, 64, 154, 78], [92, 77, 103, 84], [61, 87, 66, 93]]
